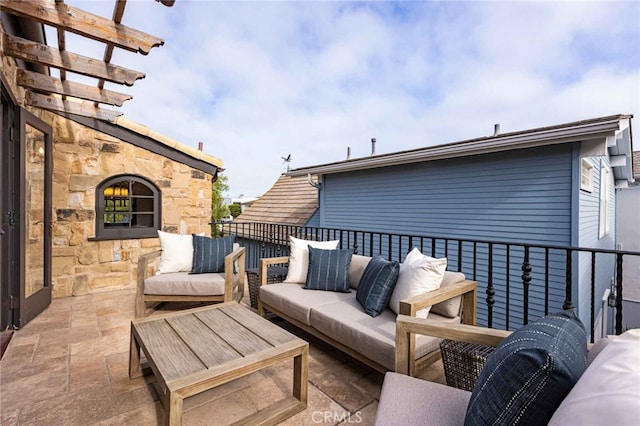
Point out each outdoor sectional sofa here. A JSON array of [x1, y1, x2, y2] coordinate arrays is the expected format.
[[375, 313, 640, 425], [257, 252, 477, 375]]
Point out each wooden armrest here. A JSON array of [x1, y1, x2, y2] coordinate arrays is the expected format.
[[259, 256, 290, 285], [225, 246, 246, 277], [137, 250, 161, 285], [395, 315, 512, 375], [398, 279, 477, 315], [398, 280, 478, 328]]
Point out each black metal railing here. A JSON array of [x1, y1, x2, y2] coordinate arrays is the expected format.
[[217, 221, 640, 341]]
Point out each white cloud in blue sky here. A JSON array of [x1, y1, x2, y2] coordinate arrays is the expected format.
[[63, 1, 639, 198]]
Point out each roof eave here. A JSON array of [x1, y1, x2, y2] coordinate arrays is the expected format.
[[289, 116, 630, 177]]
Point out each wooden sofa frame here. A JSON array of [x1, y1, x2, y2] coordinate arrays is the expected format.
[[257, 256, 478, 376], [135, 246, 246, 318]]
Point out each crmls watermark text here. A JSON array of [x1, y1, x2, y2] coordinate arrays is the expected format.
[[311, 411, 363, 424]]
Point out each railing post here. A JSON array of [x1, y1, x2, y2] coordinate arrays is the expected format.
[[563, 249, 574, 310], [521, 246, 531, 325], [486, 243, 494, 328], [616, 253, 623, 335]]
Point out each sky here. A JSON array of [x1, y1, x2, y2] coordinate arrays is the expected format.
[[51, 1, 640, 198]]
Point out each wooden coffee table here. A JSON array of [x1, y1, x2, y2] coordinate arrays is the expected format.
[[129, 302, 308, 425]]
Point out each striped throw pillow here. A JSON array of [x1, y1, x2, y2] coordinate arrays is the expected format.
[[303, 247, 353, 292], [191, 235, 235, 274]]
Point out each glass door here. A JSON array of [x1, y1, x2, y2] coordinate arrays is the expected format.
[[18, 108, 52, 326]]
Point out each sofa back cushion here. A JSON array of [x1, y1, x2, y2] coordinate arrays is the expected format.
[[348, 255, 372, 290], [548, 328, 640, 426], [430, 271, 466, 318], [465, 309, 588, 426]]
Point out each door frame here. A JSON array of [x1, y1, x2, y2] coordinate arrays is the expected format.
[[16, 108, 53, 327]]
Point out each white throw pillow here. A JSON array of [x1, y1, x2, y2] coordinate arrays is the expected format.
[[285, 236, 340, 283], [389, 247, 447, 318], [157, 231, 195, 274], [548, 328, 640, 426]]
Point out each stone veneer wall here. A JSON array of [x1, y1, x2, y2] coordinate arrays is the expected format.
[[49, 115, 213, 298], [2, 24, 213, 299]]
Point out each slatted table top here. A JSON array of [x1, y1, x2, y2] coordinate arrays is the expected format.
[[131, 302, 306, 384]]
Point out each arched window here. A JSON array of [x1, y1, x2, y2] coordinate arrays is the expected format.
[[95, 175, 161, 239]]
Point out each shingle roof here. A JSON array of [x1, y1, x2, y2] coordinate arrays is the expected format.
[[634, 151, 640, 178], [235, 174, 318, 225]]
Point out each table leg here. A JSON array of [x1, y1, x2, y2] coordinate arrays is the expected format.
[[129, 328, 142, 379], [293, 345, 309, 405], [165, 390, 184, 426]]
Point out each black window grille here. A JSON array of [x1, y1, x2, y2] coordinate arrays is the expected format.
[[96, 175, 160, 239]]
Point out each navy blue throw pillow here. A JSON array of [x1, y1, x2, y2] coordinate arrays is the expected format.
[[303, 247, 353, 292], [355, 256, 400, 317], [191, 235, 235, 274], [464, 309, 588, 426]]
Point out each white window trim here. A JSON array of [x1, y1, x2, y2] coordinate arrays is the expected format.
[[599, 165, 610, 239], [580, 158, 594, 192]]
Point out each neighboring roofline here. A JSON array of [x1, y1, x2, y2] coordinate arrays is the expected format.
[[58, 112, 222, 175], [288, 115, 634, 178]]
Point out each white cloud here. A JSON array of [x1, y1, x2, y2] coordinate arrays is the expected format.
[[64, 0, 639, 198]]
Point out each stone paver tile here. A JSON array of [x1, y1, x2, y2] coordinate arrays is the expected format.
[[37, 324, 101, 349], [70, 309, 98, 328], [70, 334, 128, 358], [97, 312, 134, 332], [278, 383, 350, 426], [101, 324, 130, 340], [0, 339, 37, 362], [183, 388, 258, 426], [0, 356, 68, 409], [17, 385, 118, 426], [18, 310, 70, 334], [70, 356, 110, 393], [32, 342, 69, 362], [241, 373, 290, 410], [94, 402, 161, 426], [107, 358, 155, 394], [0, 406, 19, 426], [181, 370, 267, 410], [0, 353, 67, 386], [309, 368, 375, 413], [342, 400, 378, 425], [352, 371, 385, 400], [112, 384, 160, 413]]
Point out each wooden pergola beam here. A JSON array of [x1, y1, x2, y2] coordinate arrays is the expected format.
[[3, 34, 145, 86], [17, 69, 132, 107], [27, 92, 122, 122], [0, 0, 164, 55]]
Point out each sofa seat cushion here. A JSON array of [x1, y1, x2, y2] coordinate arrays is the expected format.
[[310, 297, 458, 370], [144, 272, 226, 296], [259, 282, 354, 326], [375, 372, 470, 426]]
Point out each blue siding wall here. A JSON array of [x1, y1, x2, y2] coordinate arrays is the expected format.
[[319, 144, 574, 329], [578, 156, 616, 332], [306, 209, 320, 227]]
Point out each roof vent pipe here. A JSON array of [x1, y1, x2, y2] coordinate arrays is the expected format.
[[371, 138, 376, 156], [493, 124, 500, 136], [198, 141, 204, 151], [347, 146, 351, 160]]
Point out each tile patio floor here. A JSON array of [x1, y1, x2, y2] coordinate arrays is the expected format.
[[0, 287, 445, 425]]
